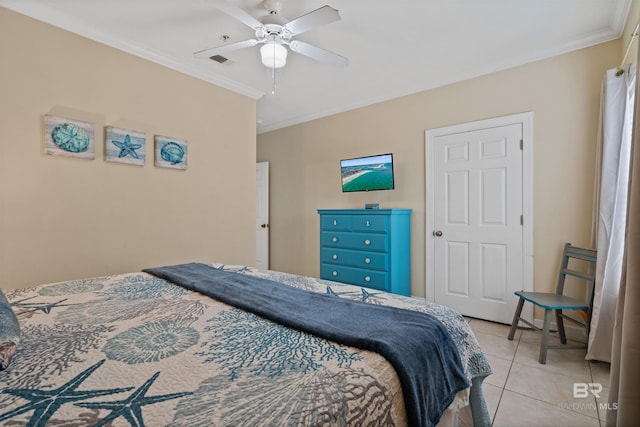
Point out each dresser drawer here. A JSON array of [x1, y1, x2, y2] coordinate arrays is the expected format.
[[320, 264, 389, 291], [352, 215, 389, 233], [321, 248, 389, 271], [320, 215, 352, 231], [321, 232, 389, 252]]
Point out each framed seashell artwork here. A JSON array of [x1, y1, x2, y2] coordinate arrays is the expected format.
[[105, 126, 146, 166], [154, 135, 188, 170], [43, 115, 95, 159]]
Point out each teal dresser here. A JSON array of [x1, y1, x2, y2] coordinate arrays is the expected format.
[[317, 209, 412, 296]]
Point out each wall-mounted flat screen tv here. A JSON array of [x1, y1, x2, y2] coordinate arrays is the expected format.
[[340, 153, 395, 192]]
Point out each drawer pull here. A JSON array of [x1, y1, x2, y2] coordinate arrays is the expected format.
[[364, 257, 371, 264], [332, 254, 338, 260], [364, 239, 371, 245], [332, 271, 338, 277], [332, 237, 338, 243], [364, 276, 371, 282], [365, 220, 371, 227], [333, 220, 337, 226]]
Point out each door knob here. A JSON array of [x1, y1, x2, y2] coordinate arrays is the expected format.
[[433, 230, 443, 237]]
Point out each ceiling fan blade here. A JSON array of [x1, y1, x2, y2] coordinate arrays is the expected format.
[[194, 39, 258, 58], [283, 5, 341, 35], [207, 0, 263, 29], [289, 40, 348, 68]]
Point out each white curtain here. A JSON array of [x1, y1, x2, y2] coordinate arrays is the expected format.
[[587, 65, 636, 362]]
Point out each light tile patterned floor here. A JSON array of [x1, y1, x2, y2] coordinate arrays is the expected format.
[[466, 317, 611, 427]]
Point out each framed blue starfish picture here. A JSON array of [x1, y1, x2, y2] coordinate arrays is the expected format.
[[105, 126, 146, 166]]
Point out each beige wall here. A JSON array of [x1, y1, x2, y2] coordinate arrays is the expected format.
[[0, 8, 257, 290], [257, 40, 620, 299]]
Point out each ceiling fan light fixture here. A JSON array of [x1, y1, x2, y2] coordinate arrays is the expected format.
[[260, 41, 287, 68]]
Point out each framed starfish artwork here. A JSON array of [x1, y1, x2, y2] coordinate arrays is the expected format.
[[105, 126, 146, 166], [154, 135, 187, 170], [43, 115, 95, 159]]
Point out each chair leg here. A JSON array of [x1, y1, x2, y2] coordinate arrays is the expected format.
[[555, 309, 567, 344], [508, 298, 525, 340], [539, 309, 552, 364]]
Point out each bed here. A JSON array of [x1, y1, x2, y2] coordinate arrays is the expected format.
[[0, 263, 492, 427]]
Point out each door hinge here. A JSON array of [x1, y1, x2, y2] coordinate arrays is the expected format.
[[520, 139, 523, 150], [520, 215, 523, 225]]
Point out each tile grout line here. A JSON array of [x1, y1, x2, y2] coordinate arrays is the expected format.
[[587, 360, 605, 427], [491, 324, 521, 425]]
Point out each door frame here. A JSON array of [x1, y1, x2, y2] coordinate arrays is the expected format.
[[425, 112, 534, 322], [256, 161, 269, 269]]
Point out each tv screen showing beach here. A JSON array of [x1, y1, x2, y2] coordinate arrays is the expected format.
[[340, 153, 394, 192]]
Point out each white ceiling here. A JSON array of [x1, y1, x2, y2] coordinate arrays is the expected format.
[[1, 0, 632, 133]]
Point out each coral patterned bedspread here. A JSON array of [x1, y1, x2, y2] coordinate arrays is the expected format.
[[0, 264, 492, 426]]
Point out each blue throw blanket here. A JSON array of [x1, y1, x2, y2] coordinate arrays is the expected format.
[[143, 263, 469, 427]]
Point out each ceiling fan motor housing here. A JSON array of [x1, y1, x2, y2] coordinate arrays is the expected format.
[[256, 23, 292, 45]]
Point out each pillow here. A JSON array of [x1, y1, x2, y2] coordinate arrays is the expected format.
[[0, 289, 20, 370]]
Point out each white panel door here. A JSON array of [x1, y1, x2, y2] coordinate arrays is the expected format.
[[256, 162, 269, 269], [431, 123, 523, 324]]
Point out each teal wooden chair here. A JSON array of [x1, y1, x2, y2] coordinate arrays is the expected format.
[[508, 243, 597, 364]]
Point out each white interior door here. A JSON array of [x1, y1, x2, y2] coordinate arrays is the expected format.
[[426, 113, 534, 324], [256, 162, 269, 269]]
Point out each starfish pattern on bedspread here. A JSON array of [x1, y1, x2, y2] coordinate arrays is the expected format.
[[0, 359, 133, 426], [214, 264, 251, 274], [360, 287, 385, 302], [76, 371, 193, 427], [325, 285, 385, 303], [10, 296, 73, 315]]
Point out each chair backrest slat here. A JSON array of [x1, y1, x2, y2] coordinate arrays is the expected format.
[[556, 243, 598, 318], [563, 269, 595, 282], [565, 250, 597, 262]]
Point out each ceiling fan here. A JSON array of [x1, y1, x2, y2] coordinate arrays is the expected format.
[[194, 0, 349, 70]]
